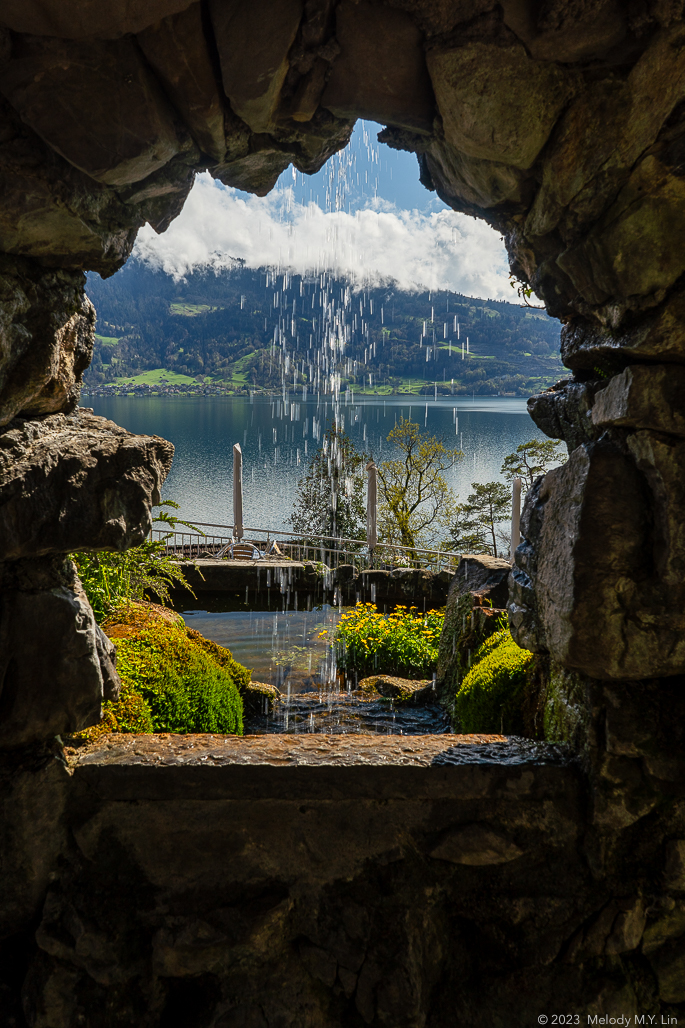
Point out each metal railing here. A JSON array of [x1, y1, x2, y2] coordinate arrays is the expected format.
[[151, 520, 462, 573]]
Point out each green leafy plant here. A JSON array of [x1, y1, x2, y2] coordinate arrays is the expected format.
[[454, 627, 534, 734], [72, 501, 201, 622], [329, 602, 444, 678]]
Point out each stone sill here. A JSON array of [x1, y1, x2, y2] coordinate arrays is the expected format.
[[67, 733, 576, 802]]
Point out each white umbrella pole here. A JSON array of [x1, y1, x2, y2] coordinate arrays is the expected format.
[[367, 461, 378, 555], [233, 443, 244, 541], [510, 476, 521, 563]]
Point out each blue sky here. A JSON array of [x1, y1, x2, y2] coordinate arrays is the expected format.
[[276, 121, 443, 214]]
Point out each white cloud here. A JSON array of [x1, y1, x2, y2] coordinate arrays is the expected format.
[[134, 173, 511, 298]]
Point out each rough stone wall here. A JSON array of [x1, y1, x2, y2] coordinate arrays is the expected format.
[[1, 1, 685, 1023]]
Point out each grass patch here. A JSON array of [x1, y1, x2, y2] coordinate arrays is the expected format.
[[105, 368, 200, 386], [454, 628, 534, 734], [78, 603, 247, 740], [329, 602, 444, 678], [170, 302, 219, 316], [95, 333, 120, 346]]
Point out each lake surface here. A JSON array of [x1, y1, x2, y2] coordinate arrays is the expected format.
[[88, 394, 537, 532]]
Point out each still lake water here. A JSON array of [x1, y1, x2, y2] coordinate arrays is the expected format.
[[88, 393, 536, 531]]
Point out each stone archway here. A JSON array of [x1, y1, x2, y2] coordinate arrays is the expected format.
[[2, 1, 685, 1023]]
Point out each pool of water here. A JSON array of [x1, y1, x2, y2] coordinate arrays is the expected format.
[[181, 605, 452, 735]]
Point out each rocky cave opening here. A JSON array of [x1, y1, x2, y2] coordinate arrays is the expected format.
[[2, 1, 685, 1024]]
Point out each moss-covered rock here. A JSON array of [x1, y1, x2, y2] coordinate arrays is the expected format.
[[543, 662, 591, 747], [436, 590, 506, 713], [78, 602, 247, 739], [358, 674, 434, 704], [454, 629, 534, 735]]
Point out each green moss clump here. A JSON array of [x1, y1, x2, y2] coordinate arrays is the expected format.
[[80, 603, 245, 739], [185, 627, 252, 691], [454, 628, 534, 734]]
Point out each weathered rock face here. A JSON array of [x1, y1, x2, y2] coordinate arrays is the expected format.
[[1, 1, 685, 1020], [0, 259, 95, 427], [0, 556, 120, 747], [436, 555, 510, 719], [0, 409, 174, 559], [512, 365, 685, 680]]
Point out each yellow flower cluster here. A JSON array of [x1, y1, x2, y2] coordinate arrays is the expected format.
[[332, 602, 445, 678]]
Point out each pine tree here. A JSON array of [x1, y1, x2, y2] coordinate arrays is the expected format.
[[451, 481, 511, 558], [288, 423, 367, 542]]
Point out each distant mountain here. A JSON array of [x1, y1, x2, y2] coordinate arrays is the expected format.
[[84, 260, 564, 397]]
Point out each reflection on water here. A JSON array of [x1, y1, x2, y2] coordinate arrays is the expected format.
[[182, 605, 341, 692], [181, 605, 452, 736]]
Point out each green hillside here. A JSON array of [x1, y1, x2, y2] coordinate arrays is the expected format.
[[84, 261, 564, 397]]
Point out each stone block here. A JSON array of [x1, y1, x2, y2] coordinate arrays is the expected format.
[[138, 3, 227, 162], [0, 751, 70, 939], [0, 0, 197, 39], [510, 431, 685, 679], [0, 36, 180, 186], [0, 99, 139, 274], [527, 378, 602, 453], [448, 554, 512, 608], [592, 364, 685, 437], [321, 1, 434, 132], [423, 137, 532, 213], [557, 152, 685, 307], [430, 824, 524, 865], [566, 897, 645, 961], [209, 0, 304, 134], [560, 286, 685, 371], [664, 841, 685, 892], [427, 42, 571, 170], [648, 936, 685, 1004], [436, 555, 511, 707], [0, 410, 174, 559], [509, 438, 652, 677], [0, 260, 95, 427], [243, 681, 280, 715], [0, 584, 111, 746], [213, 147, 291, 197], [501, 0, 627, 63], [358, 675, 434, 703]]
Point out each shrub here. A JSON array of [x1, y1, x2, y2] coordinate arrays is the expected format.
[[331, 602, 444, 678], [454, 628, 534, 734], [78, 603, 245, 739]]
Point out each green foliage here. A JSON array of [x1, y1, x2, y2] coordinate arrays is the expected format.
[[378, 417, 461, 553], [72, 501, 200, 622], [92, 605, 245, 736], [451, 481, 511, 557], [454, 628, 534, 734], [331, 602, 444, 678], [500, 438, 565, 489], [288, 423, 367, 542]]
